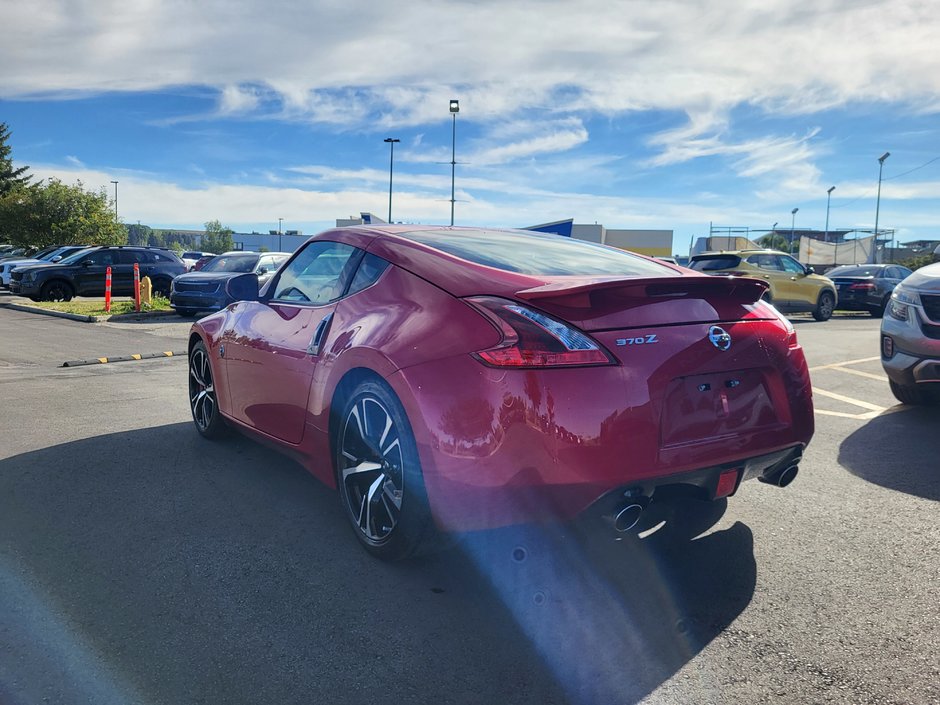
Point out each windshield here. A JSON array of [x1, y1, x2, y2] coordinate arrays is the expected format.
[[56, 247, 97, 265], [201, 254, 259, 273], [401, 229, 674, 277]]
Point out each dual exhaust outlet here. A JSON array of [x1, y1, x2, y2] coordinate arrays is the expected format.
[[607, 462, 800, 533]]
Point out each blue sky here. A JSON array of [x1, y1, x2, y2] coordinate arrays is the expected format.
[[2, 0, 939, 255]]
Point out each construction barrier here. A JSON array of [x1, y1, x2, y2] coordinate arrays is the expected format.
[[133, 262, 141, 312], [104, 266, 112, 312]]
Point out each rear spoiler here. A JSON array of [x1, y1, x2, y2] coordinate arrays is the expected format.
[[515, 275, 769, 308]]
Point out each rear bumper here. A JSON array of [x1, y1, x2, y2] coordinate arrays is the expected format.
[[390, 330, 814, 533]]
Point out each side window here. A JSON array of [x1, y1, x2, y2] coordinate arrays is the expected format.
[[92, 250, 117, 266], [780, 256, 805, 274], [347, 253, 390, 296], [272, 241, 359, 305], [747, 254, 781, 271], [119, 250, 151, 264]]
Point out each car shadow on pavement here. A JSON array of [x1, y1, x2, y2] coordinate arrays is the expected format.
[[0, 424, 756, 705], [838, 406, 940, 501]]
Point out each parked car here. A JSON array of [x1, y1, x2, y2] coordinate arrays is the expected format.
[[0, 245, 87, 288], [193, 254, 216, 271], [688, 249, 838, 321], [180, 250, 216, 271], [187, 226, 815, 560], [9, 246, 186, 301], [881, 262, 940, 404], [827, 264, 913, 317], [170, 251, 289, 316]]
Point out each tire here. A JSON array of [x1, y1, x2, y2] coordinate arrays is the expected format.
[[176, 308, 197, 317], [870, 296, 889, 318], [889, 380, 940, 406], [189, 340, 228, 439], [812, 290, 835, 321], [334, 379, 437, 560], [40, 280, 74, 302], [152, 277, 172, 298]]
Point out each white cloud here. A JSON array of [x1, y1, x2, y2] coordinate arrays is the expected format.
[[3, 1, 939, 126]]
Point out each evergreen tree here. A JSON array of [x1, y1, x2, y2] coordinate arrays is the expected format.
[[0, 122, 31, 195]]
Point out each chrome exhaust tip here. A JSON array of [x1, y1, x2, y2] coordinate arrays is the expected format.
[[760, 463, 799, 488], [613, 503, 645, 532]]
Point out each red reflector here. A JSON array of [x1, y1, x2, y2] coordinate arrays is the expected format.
[[716, 469, 740, 498]]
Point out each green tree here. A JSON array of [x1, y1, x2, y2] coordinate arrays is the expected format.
[[0, 122, 31, 195], [126, 223, 154, 246], [757, 233, 793, 252], [0, 178, 127, 247], [201, 219, 234, 253]]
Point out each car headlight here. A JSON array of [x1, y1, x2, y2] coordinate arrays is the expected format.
[[888, 284, 919, 321], [25, 271, 38, 282]]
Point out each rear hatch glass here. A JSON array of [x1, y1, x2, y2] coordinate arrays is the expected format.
[[688, 255, 742, 271]]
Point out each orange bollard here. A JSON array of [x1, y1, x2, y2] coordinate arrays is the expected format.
[[104, 266, 112, 312], [133, 262, 141, 312]]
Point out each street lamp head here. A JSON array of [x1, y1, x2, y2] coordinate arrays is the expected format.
[[792, 207, 799, 215], [827, 186, 836, 194], [772, 222, 778, 229], [878, 151, 890, 163], [449, 99, 459, 113], [384, 138, 400, 144]]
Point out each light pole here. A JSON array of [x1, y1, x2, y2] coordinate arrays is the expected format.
[[110, 180, 119, 222], [278, 217, 283, 251], [449, 99, 459, 226], [874, 151, 890, 262], [789, 208, 798, 255], [771, 221, 778, 248], [384, 138, 400, 224], [824, 186, 835, 243]]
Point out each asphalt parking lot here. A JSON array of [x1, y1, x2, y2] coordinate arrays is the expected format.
[[0, 302, 937, 705]]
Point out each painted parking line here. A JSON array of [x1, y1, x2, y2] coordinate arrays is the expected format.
[[808, 355, 881, 372], [812, 387, 886, 420]]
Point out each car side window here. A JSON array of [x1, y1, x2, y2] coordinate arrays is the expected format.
[[747, 254, 782, 271], [88, 251, 117, 266], [779, 256, 805, 274], [272, 241, 359, 305], [118, 250, 150, 264], [347, 253, 390, 296]]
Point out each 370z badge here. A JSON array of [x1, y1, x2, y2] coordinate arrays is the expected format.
[[616, 334, 659, 346]]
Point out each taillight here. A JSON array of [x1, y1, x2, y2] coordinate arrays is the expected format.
[[849, 282, 875, 291], [466, 296, 615, 368]]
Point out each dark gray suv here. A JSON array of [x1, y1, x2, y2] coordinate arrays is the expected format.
[[10, 246, 186, 301]]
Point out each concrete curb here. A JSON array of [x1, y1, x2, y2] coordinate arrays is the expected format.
[[62, 351, 187, 368], [1, 302, 178, 323]]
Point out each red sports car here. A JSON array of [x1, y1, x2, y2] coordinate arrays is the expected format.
[[188, 226, 814, 560]]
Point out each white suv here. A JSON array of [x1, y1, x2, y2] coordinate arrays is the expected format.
[[881, 262, 940, 404]]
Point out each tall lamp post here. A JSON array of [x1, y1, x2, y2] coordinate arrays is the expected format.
[[384, 138, 400, 224], [789, 208, 799, 255], [110, 180, 119, 222], [278, 217, 283, 251], [824, 186, 835, 243], [874, 151, 890, 262], [449, 99, 459, 226]]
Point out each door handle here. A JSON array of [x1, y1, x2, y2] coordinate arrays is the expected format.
[[307, 313, 334, 355]]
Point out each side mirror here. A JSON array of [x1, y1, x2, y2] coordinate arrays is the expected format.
[[805, 265, 816, 275], [257, 266, 268, 276], [51, 256, 62, 262], [81, 260, 93, 267], [225, 272, 260, 302]]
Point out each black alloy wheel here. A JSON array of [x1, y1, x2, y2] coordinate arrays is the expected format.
[[336, 379, 435, 560], [189, 341, 227, 438], [41, 280, 73, 302]]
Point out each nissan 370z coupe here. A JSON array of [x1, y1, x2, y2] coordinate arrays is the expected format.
[[188, 226, 815, 560]]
